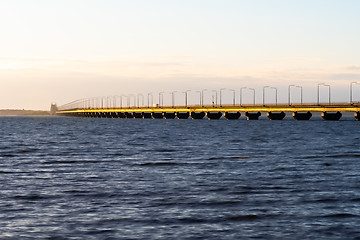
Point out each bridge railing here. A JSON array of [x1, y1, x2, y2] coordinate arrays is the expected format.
[[57, 82, 360, 111]]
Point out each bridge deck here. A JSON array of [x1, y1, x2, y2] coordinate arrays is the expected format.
[[57, 103, 360, 114]]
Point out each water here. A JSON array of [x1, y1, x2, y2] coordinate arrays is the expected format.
[[1, 116, 360, 239]]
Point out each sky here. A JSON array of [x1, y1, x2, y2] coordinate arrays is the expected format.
[[1, 0, 360, 109]]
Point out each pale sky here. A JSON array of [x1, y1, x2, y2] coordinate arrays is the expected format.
[[1, 0, 360, 109]]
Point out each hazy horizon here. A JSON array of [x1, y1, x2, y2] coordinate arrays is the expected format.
[[1, 0, 360, 110]]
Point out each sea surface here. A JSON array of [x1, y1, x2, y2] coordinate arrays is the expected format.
[[1, 116, 360, 239]]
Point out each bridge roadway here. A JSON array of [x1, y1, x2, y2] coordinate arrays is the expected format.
[[56, 103, 360, 120]]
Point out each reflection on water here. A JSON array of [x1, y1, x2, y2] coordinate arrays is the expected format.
[[0, 116, 360, 239]]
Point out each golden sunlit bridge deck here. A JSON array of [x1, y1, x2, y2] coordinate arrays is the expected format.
[[56, 103, 360, 121]]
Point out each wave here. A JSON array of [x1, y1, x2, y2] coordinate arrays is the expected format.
[[323, 213, 358, 218], [140, 162, 179, 166], [304, 154, 360, 159], [226, 214, 260, 221]]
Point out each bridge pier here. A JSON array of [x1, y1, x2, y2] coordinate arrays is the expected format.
[[245, 112, 261, 120], [164, 112, 176, 119], [191, 112, 205, 119], [355, 112, 360, 121], [133, 112, 143, 118], [293, 111, 312, 120], [206, 112, 222, 120], [117, 112, 126, 118], [143, 112, 152, 119], [152, 112, 164, 119], [125, 112, 134, 118], [224, 112, 240, 120], [321, 111, 342, 121], [176, 112, 189, 119], [267, 111, 286, 120]]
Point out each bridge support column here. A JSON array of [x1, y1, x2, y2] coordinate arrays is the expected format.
[[321, 111, 342, 121], [206, 112, 222, 120], [152, 112, 164, 119], [125, 112, 134, 118], [143, 112, 152, 119], [176, 112, 189, 119], [117, 112, 125, 118], [245, 112, 261, 120], [293, 111, 312, 120], [164, 112, 176, 119], [133, 112, 143, 118], [191, 112, 205, 119], [224, 112, 240, 120], [355, 112, 360, 121], [267, 111, 286, 120]]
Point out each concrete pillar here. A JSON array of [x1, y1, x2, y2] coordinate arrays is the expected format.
[[118, 112, 126, 118], [133, 112, 143, 118], [152, 112, 164, 119], [321, 111, 342, 121], [125, 112, 134, 118], [143, 112, 152, 119], [245, 112, 261, 120], [293, 111, 312, 120], [355, 112, 360, 121], [164, 112, 176, 119], [224, 112, 240, 120], [206, 112, 222, 120], [176, 112, 189, 119], [267, 111, 286, 120], [191, 112, 205, 119]]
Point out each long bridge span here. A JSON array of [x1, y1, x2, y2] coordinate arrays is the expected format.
[[56, 103, 360, 120]]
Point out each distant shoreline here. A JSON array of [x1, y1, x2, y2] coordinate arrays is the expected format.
[[0, 109, 50, 116]]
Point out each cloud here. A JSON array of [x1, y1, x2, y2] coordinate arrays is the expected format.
[[327, 73, 360, 81], [346, 65, 360, 70]]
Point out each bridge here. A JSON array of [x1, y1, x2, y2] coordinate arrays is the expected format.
[[55, 103, 360, 121], [55, 82, 360, 120]]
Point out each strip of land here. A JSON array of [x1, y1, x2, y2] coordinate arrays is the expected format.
[[0, 109, 50, 116]]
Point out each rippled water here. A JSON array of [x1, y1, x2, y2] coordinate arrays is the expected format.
[[1, 116, 360, 239]]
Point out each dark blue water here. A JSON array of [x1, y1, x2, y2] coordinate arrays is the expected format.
[[1, 116, 360, 239]]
